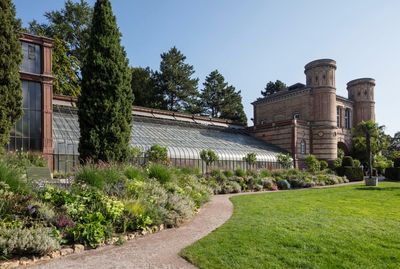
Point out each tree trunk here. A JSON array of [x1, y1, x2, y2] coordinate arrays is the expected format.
[[366, 131, 372, 179]]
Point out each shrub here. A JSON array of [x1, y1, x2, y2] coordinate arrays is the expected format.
[[394, 158, 400, 168], [260, 169, 271, 178], [148, 164, 172, 184], [319, 160, 329, 170], [342, 156, 354, 167], [2, 151, 47, 169], [164, 193, 196, 227], [0, 161, 28, 194], [68, 212, 111, 248], [223, 170, 234, 178], [124, 166, 144, 181], [0, 226, 60, 257], [277, 153, 293, 169], [243, 153, 257, 166], [75, 165, 105, 189], [353, 159, 361, 168], [385, 168, 400, 181], [276, 180, 291, 190], [304, 155, 320, 173], [147, 144, 169, 164], [336, 167, 364, 181], [235, 168, 246, 177]]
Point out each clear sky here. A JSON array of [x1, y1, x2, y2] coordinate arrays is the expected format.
[[14, 0, 400, 135]]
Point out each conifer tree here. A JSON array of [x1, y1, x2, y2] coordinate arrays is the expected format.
[[0, 0, 23, 151], [78, 0, 132, 163], [155, 47, 199, 112], [131, 67, 163, 108], [200, 70, 247, 126]]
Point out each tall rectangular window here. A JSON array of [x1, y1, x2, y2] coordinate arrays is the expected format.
[[20, 42, 41, 74], [8, 81, 42, 151], [336, 107, 341, 127], [345, 108, 351, 129]]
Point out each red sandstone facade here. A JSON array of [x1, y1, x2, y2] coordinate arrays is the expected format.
[[15, 33, 54, 168], [250, 59, 376, 167]]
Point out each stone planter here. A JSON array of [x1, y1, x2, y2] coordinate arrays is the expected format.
[[365, 177, 378, 186]]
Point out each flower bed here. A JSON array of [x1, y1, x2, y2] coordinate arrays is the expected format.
[[0, 156, 348, 265]]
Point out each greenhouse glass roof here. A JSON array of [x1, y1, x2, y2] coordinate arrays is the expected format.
[[53, 105, 284, 162]]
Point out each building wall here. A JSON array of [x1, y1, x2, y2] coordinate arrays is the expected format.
[[251, 58, 376, 164], [10, 34, 54, 169]]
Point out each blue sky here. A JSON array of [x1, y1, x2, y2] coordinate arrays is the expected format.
[[14, 0, 400, 135]]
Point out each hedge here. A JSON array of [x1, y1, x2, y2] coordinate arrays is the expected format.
[[394, 158, 400, 168], [336, 166, 364, 182], [342, 156, 354, 167], [385, 168, 400, 181]]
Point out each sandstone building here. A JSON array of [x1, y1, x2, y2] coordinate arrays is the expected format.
[[250, 59, 376, 167]]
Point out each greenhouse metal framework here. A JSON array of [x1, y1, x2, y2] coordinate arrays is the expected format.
[[53, 104, 285, 173]]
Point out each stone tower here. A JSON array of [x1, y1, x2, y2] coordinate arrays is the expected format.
[[304, 59, 338, 161], [347, 78, 375, 126]]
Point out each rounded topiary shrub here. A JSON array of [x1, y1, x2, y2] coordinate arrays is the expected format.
[[319, 160, 329, 170], [341, 156, 354, 167]]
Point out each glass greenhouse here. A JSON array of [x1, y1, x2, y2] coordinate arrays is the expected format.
[[53, 104, 285, 173]]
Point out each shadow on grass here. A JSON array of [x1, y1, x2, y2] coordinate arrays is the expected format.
[[355, 187, 400, 191]]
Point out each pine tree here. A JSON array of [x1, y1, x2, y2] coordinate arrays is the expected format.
[[0, 0, 23, 152], [78, 0, 133, 163], [131, 67, 163, 108], [261, 80, 286, 97], [155, 47, 199, 112], [200, 70, 247, 126], [201, 70, 227, 117]]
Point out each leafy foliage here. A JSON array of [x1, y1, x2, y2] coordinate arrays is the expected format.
[[146, 144, 169, 164], [131, 67, 163, 108], [78, 0, 133, 163], [0, 0, 23, 151], [244, 153, 257, 166], [304, 155, 321, 173], [200, 70, 247, 125], [154, 47, 199, 112], [200, 149, 219, 166], [261, 80, 287, 97], [276, 153, 293, 169]]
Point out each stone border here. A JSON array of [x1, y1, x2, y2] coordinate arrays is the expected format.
[[0, 224, 165, 269]]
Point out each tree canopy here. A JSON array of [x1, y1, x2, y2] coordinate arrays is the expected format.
[[28, 0, 92, 97], [131, 67, 163, 108], [200, 70, 247, 125], [261, 80, 286, 97], [0, 0, 23, 151], [78, 0, 132, 163], [154, 47, 199, 112], [352, 121, 390, 163]]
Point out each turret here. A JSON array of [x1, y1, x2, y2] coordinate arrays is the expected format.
[[304, 59, 337, 161], [347, 78, 375, 126]]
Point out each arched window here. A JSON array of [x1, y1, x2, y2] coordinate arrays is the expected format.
[[300, 139, 306, 154]]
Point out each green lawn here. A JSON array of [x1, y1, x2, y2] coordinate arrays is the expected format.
[[181, 182, 400, 269]]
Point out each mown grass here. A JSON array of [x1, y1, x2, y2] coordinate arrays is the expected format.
[[181, 182, 400, 269]]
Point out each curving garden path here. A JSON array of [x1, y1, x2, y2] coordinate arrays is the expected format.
[[29, 194, 235, 269], [28, 182, 363, 269]]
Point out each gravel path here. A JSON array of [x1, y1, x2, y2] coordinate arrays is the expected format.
[[28, 194, 234, 269]]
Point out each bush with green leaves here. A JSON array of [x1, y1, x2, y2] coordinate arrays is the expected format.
[[319, 160, 329, 170], [200, 149, 219, 173], [304, 155, 321, 173], [148, 164, 172, 184], [342, 156, 354, 167], [244, 153, 257, 167], [147, 144, 169, 164], [0, 160, 28, 194], [0, 226, 60, 257], [353, 159, 361, 168], [68, 212, 111, 248], [235, 168, 246, 177], [277, 153, 293, 169]]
